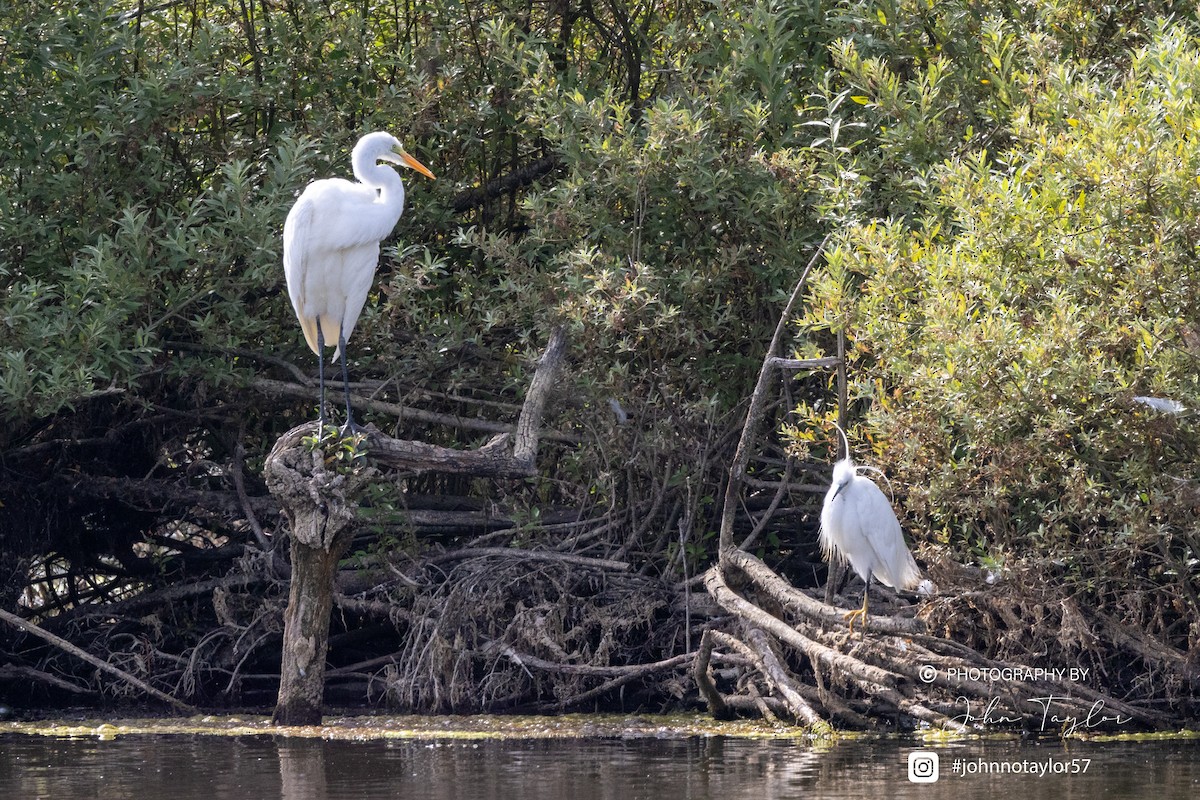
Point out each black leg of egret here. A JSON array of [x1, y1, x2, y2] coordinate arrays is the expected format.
[[316, 317, 327, 435], [859, 576, 871, 636], [338, 322, 360, 434]]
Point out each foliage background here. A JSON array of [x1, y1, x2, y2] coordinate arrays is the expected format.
[[0, 0, 1196, 709]]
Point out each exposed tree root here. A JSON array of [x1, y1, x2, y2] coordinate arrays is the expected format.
[[362, 547, 681, 713], [697, 551, 1170, 733], [3, 262, 1195, 732], [696, 239, 1177, 734]]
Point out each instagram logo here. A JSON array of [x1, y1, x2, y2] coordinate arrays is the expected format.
[[908, 750, 939, 783]]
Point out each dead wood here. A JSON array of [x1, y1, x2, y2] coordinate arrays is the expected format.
[[0, 663, 91, 695], [0, 607, 195, 712], [426, 547, 630, 572], [41, 573, 264, 632], [365, 545, 681, 713], [697, 238, 1174, 734], [715, 236, 830, 554], [715, 627, 822, 728], [60, 473, 277, 526], [253, 376, 517, 439], [265, 328, 568, 725], [232, 443, 271, 551], [1086, 607, 1198, 679], [265, 442, 376, 725], [528, 652, 696, 712], [727, 548, 923, 636], [9, 283, 1191, 729], [250, 330, 579, 448], [695, 630, 732, 720], [701, 559, 1171, 732], [449, 155, 560, 212]]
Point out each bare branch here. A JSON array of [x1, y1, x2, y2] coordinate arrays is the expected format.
[[719, 234, 831, 553], [449, 155, 560, 212], [513, 327, 568, 466], [0, 608, 195, 712]]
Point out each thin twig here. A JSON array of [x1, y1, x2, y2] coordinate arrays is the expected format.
[[231, 443, 271, 550]]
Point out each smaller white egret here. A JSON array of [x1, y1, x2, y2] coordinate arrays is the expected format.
[[283, 131, 435, 434], [1132, 395, 1185, 415], [819, 425, 920, 634]]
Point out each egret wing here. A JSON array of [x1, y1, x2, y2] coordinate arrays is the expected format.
[[283, 193, 322, 356], [334, 242, 382, 359], [853, 478, 920, 590]]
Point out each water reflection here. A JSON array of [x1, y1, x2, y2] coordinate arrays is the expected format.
[[1, 732, 1197, 799]]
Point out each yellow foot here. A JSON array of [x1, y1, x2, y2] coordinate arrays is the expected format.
[[843, 607, 867, 635]]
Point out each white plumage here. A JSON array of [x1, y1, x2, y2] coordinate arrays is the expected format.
[[282, 132, 434, 431], [820, 451, 919, 633], [1132, 395, 1185, 415]]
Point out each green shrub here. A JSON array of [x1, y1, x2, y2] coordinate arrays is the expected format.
[[798, 20, 1200, 632]]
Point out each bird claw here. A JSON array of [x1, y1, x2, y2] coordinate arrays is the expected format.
[[339, 420, 367, 439], [843, 607, 868, 636]]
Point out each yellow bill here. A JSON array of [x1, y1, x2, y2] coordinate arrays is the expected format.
[[399, 151, 435, 180]]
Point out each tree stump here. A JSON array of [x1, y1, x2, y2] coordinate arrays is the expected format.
[[264, 328, 567, 725], [264, 435, 375, 725]]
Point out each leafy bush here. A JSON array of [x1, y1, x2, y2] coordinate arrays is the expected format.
[[4, 0, 1197, 632], [0, 0, 838, 576], [799, 19, 1200, 638]]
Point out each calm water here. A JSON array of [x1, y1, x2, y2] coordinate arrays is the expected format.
[[1, 732, 1197, 799]]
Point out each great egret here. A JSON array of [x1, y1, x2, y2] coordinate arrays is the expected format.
[[819, 426, 920, 634], [283, 131, 435, 433]]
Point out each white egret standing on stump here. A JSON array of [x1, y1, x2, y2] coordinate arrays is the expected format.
[[819, 425, 920, 633], [283, 132, 435, 433]]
